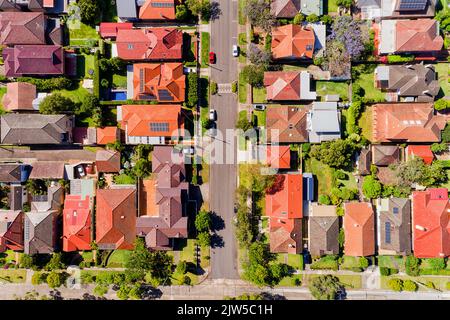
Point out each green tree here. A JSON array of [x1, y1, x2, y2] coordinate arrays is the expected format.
[[132, 158, 151, 179], [77, 0, 100, 25], [431, 142, 448, 154], [195, 210, 211, 232], [243, 242, 274, 286], [442, 123, 450, 143], [197, 231, 211, 247], [186, 0, 212, 20], [403, 280, 418, 291], [46, 272, 62, 289], [175, 4, 190, 20], [306, 14, 319, 23], [79, 93, 100, 114], [320, 15, 333, 25], [19, 254, 33, 269], [128, 284, 143, 300], [362, 175, 382, 199], [308, 275, 344, 300], [187, 73, 198, 107], [241, 65, 265, 87], [427, 258, 446, 271], [405, 256, 420, 277], [176, 261, 187, 275], [318, 194, 331, 205], [117, 284, 130, 300], [434, 98, 450, 111], [236, 116, 253, 132], [388, 278, 403, 292], [93, 284, 108, 297], [243, 0, 276, 33], [293, 13, 304, 25], [336, 0, 352, 8], [309, 139, 356, 169], [39, 93, 76, 115], [125, 238, 154, 282], [44, 253, 64, 271]]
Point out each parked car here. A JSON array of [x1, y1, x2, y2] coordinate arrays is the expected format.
[[252, 104, 266, 111], [209, 51, 216, 64], [76, 165, 86, 177], [209, 109, 217, 121], [208, 122, 217, 137], [183, 147, 195, 155], [232, 45, 239, 57]]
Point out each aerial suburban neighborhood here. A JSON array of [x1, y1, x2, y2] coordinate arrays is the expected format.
[[0, 0, 448, 304]]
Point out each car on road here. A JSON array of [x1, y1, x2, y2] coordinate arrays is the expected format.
[[252, 104, 266, 111], [208, 122, 217, 137], [76, 165, 86, 177], [209, 109, 217, 121], [232, 45, 239, 57], [209, 51, 216, 64]]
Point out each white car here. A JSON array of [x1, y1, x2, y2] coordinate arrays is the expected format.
[[232, 45, 239, 57], [209, 109, 217, 121]]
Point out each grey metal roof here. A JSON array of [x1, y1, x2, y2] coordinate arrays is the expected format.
[[117, 0, 137, 18]]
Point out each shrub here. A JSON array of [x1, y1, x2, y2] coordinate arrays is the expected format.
[[293, 13, 304, 24], [187, 73, 198, 107], [362, 175, 382, 199], [292, 278, 302, 286], [81, 272, 96, 284], [426, 258, 446, 271], [210, 81, 218, 95], [17, 77, 73, 91], [379, 267, 399, 276], [93, 284, 109, 296], [318, 194, 331, 205], [241, 65, 265, 87], [402, 280, 418, 292], [434, 99, 450, 111], [446, 282, 450, 290], [333, 170, 347, 180], [44, 253, 64, 271], [405, 256, 420, 277], [231, 81, 238, 93], [182, 275, 191, 285], [31, 272, 47, 285], [388, 278, 403, 291], [425, 281, 436, 290], [359, 257, 369, 269], [336, 207, 344, 216], [306, 14, 319, 23], [19, 254, 33, 269], [176, 261, 187, 275], [431, 142, 447, 154], [46, 272, 62, 289], [442, 123, 450, 143]]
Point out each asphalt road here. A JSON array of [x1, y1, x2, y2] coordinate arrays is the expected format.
[[209, 0, 239, 279]]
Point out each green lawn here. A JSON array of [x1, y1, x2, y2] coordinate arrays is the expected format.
[[200, 106, 209, 135], [238, 0, 246, 25], [435, 63, 450, 98], [275, 253, 303, 270], [107, 250, 131, 268], [341, 256, 365, 270], [252, 87, 267, 103], [55, 84, 91, 104], [201, 32, 210, 68], [381, 275, 449, 291], [0, 269, 26, 283], [378, 255, 405, 271], [81, 251, 94, 264], [339, 172, 357, 190], [252, 110, 266, 127], [277, 274, 303, 287], [0, 250, 20, 264], [359, 106, 373, 142], [304, 158, 334, 197], [112, 74, 127, 89], [68, 21, 99, 46], [353, 69, 385, 101], [77, 54, 95, 79], [304, 274, 362, 289], [113, 173, 136, 185], [282, 65, 307, 72], [316, 81, 349, 101], [238, 33, 247, 64], [179, 239, 197, 264], [0, 86, 7, 112], [239, 71, 248, 103], [238, 111, 249, 151]]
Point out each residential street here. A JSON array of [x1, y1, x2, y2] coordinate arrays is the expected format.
[[209, 0, 240, 279]]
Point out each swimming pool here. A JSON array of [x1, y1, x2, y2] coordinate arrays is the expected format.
[[109, 91, 127, 101]]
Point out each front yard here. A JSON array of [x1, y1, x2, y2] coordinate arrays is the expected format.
[[252, 87, 267, 103], [0, 269, 27, 283], [201, 32, 210, 68], [238, 71, 248, 104], [380, 275, 450, 291], [106, 250, 131, 268]]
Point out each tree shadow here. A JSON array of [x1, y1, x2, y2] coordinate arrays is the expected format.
[[260, 292, 287, 300], [210, 233, 224, 248], [141, 286, 163, 300], [49, 290, 64, 300], [210, 211, 224, 232], [210, 2, 222, 21]]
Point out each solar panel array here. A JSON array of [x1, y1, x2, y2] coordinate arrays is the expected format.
[[150, 122, 170, 132], [151, 2, 174, 8], [398, 0, 427, 11], [158, 89, 174, 101]]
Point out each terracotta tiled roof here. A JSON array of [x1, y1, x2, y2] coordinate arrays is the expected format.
[[272, 24, 315, 59], [270, 0, 300, 18], [395, 19, 443, 53], [406, 145, 434, 165], [119, 104, 184, 138], [0, 210, 23, 252], [29, 161, 65, 179], [372, 103, 446, 143], [96, 150, 121, 173], [96, 188, 137, 250], [413, 188, 450, 258], [2, 82, 36, 111], [96, 126, 119, 145], [266, 105, 309, 143], [344, 202, 375, 257], [0, 12, 45, 45], [139, 0, 176, 20], [132, 63, 185, 102], [99, 22, 133, 39], [266, 145, 291, 169], [116, 28, 182, 60], [264, 71, 301, 100], [62, 195, 92, 252]]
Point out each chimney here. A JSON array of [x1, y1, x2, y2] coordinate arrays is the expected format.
[[120, 215, 125, 219], [415, 225, 427, 231]]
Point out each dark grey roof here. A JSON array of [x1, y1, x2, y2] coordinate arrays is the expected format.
[[372, 145, 400, 166], [9, 185, 22, 210], [356, 0, 381, 8], [0, 163, 22, 182], [308, 216, 339, 257], [358, 147, 372, 175], [1, 114, 73, 145], [378, 197, 412, 255], [24, 210, 56, 254]]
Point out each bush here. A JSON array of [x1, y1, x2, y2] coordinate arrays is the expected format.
[[425, 281, 436, 290], [447, 282, 450, 290], [241, 65, 265, 87], [231, 81, 238, 93], [81, 272, 96, 284], [380, 267, 399, 276], [402, 280, 418, 291], [93, 50, 101, 98], [387, 55, 414, 63], [31, 272, 47, 285], [181, 275, 191, 285], [46, 272, 62, 288], [210, 81, 218, 95], [318, 194, 331, 205], [362, 175, 382, 199], [388, 278, 403, 291], [17, 77, 73, 91], [176, 261, 187, 275], [197, 231, 211, 247], [293, 13, 304, 24], [442, 123, 450, 143], [333, 170, 347, 180], [434, 99, 450, 111], [306, 14, 319, 23], [93, 284, 109, 296], [431, 142, 447, 154], [44, 253, 64, 271], [19, 254, 33, 269], [405, 256, 420, 277], [39, 94, 76, 115], [359, 257, 369, 269], [426, 258, 446, 271], [187, 73, 198, 107]]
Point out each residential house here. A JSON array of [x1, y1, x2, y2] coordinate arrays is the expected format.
[[96, 150, 121, 173], [406, 145, 434, 164], [0, 210, 23, 252], [412, 188, 450, 258], [62, 194, 92, 251], [371, 145, 400, 166], [271, 24, 315, 60], [0, 114, 74, 145], [128, 63, 185, 102], [3, 45, 64, 77], [9, 185, 25, 210], [265, 174, 303, 254], [2, 82, 37, 111], [265, 145, 291, 169], [0, 12, 45, 45], [117, 104, 184, 145], [374, 64, 439, 102], [136, 146, 189, 250], [99, 22, 133, 39], [376, 198, 411, 255], [266, 105, 309, 144], [115, 28, 183, 61], [271, 0, 300, 18], [96, 188, 137, 250], [29, 161, 65, 180], [264, 71, 317, 101], [357, 147, 372, 175], [355, 0, 383, 20], [371, 103, 446, 143], [308, 203, 339, 257], [299, 0, 323, 15], [30, 183, 64, 212], [24, 209, 58, 254], [0, 163, 29, 183], [96, 127, 120, 145], [343, 202, 375, 257], [379, 19, 443, 55], [139, 0, 176, 20], [0, 0, 66, 12], [306, 102, 341, 143], [357, 0, 436, 20], [116, 0, 138, 20]]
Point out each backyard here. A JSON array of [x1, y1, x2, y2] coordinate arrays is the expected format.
[[435, 63, 450, 98], [304, 158, 334, 197], [359, 106, 373, 142], [77, 54, 95, 79], [352, 66, 385, 101], [315, 81, 349, 101], [68, 21, 100, 47]]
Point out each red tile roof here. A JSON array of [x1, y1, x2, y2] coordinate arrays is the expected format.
[[116, 28, 182, 60], [119, 104, 184, 138], [407, 145, 434, 165], [62, 195, 92, 252], [272, 24, 315, 59], [139, 0, 176, 20], [0, 210, 23, 252], [265, 174, 303, 254], [412, 188, 450, 258], [266, 105, 309, 143], [0, 12, 46, 45], [372, 103, 446, 143], [3, 45, 64, 77], [96, 150, 121, 173], [96, 126, 119, 145], [2, 82, 36, 111], [96, 188, 137, 250], [132, 63, 185, 102], [266, 145, 291, 169], [395, 19, 443, 53], [99, 22, 133, 39], [264, 71, 302, 100], [343, 202, 375, 257]]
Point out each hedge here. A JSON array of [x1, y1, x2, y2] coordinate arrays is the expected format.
[[387, 55, 414, 63], [93, 50, 101, 98], [187, 73, 199, 107], [17, 77, 73, 91], [380, 267, 399, 276]]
